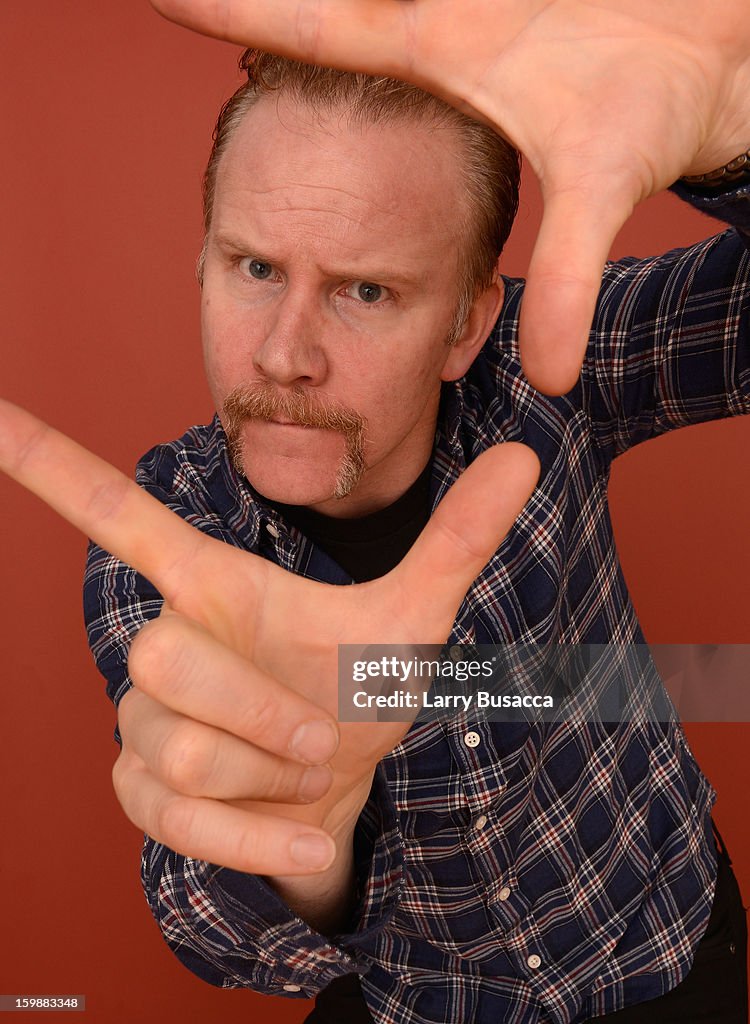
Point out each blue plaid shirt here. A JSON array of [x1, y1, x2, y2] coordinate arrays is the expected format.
[[84, 183, 750, 1024]]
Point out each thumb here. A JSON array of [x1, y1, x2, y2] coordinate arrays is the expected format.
[[519, 178, 636, 396], [393, 443, 539, 633]]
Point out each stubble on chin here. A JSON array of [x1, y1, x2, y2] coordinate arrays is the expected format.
[[222, 381, 367, 500]]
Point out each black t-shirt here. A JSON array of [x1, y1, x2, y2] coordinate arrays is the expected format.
[[271, 460, 432, 582]]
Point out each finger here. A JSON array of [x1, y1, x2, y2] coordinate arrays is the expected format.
[[112, 748, 336, 874], [119, 689, 333, 802], [0, 401, 227, 603], [128, 612, 340, 764], [395, 442, 539, 630], [519, 179, 635, 395], [149, 0, 409, 73]]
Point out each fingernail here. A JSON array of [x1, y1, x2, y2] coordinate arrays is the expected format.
[[290, 833, 335, 870], [289, 720, 339, 764], [297, 765, 333, 802]]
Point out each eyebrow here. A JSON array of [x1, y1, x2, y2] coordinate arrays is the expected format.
[[211, 230, 428, 290]]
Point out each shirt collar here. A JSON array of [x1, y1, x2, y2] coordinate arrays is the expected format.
[[430, 381, 469, 509]]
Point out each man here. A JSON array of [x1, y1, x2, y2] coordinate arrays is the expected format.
[[84, 44, 748, 1024], [0, 2, 745, 1024]]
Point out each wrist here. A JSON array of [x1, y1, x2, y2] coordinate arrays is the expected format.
[[266, 820, 358, 935], [261, 774, 374, 935]]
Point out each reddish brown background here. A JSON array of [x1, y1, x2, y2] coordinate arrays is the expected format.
[[1, 3, 748, 1021]]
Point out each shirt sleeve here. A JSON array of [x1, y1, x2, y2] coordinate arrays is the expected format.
[[139, 765, 404, 994], [581, 181, 750, 465], [671, 177, 750, 238]]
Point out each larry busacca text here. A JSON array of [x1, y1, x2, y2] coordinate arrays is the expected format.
[[351, 688, 556, 711]]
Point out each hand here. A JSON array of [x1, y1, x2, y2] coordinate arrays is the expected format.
[[148, 0, 750, 394], [0, 399, 539, 874]]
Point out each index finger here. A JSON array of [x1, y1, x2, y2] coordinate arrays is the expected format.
[[0, 400, 213, 602]]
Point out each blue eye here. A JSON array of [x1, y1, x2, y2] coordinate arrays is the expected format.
[[354, 282, 383, 303], [246, 259, 273, 280]]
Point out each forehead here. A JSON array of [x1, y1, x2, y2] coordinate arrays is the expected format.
[[211, 93, 467, 267]]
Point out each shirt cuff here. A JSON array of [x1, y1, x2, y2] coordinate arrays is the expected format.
[[205, 762, 404, 997], [670, 178, 750, 235]]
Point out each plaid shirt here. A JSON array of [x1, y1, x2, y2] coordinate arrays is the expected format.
[[84, 184, 750, 1024]]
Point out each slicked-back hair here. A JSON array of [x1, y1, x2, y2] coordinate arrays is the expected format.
[[201, 49, 521, 336]]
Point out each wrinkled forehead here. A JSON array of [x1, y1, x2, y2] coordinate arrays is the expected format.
[[212, 92, 468, 254]]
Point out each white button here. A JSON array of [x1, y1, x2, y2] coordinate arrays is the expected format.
[[449, 645, 463, 661], [266, 523, 280, 539], [527, 954, 542, 970], [464, 731, 481, 748], [474, 814, 488, 830], [498, 885, 511, 901], [282, 984, 301, 992]]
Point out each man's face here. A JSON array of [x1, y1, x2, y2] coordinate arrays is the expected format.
[[201, 93, 500, 517]]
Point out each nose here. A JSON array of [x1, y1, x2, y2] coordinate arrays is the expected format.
[[252, 289, 328, 387]]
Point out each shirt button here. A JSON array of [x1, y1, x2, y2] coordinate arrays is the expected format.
[[474, 814, 488, 830], [464, 731, 481, 748], [498, 885, 511, 901], [527, 954, 542, 970], [449, 645, 463, 661], [282, 984, 301, 992], [266, 523, 280, 539]]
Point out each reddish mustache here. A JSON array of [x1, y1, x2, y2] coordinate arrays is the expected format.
[[223, 381, 364, 434], [222, 381, 367, 499]]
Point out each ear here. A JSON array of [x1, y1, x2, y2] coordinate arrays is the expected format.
[[440, 273, 505, 382]]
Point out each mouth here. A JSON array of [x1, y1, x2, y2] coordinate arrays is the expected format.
[[266, 417, 317, 428], [223, 385, 368, 501]]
